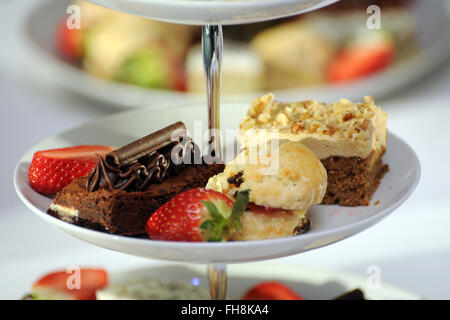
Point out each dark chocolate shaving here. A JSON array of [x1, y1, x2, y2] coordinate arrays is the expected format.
[[106, 121, 186, 168], [86, 134, 201, 192], [85, 122, 207, 192], [86, 152, 170, 192]]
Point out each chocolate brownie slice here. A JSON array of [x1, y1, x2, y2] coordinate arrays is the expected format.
[[48, 163, 224, 235]]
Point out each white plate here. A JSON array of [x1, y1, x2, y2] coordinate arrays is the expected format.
[[22, 0, 450, 110], [88, 0, 338, 25], [109, 263, 421, 299], [14, 102, 420, 264]]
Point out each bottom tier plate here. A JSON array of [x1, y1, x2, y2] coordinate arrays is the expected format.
[[105, 263, 420, 300]]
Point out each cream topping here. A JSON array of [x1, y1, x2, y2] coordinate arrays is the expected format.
[[239, 94, 388, 159]]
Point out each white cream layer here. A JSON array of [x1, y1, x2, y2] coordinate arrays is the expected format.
[[239, 94, 388, 159], [49, 203, 78, 221]]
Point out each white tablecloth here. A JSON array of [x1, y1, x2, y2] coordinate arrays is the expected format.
[[1, 0, 450, 300]]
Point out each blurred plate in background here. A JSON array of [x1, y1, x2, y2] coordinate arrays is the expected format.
[[22, 0, 450, 110], [108, 263, 421, 300]]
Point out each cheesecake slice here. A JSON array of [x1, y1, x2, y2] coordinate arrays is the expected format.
[[239, 94, 388, 206]]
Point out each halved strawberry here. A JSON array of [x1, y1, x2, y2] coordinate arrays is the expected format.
[[28, 145, 113, 195], [56, 18, 83, 60], [31, 268, 108, 300], [241, 281, 304, 300], [326, 31, 395, 83], [145, 188, 249, 242]]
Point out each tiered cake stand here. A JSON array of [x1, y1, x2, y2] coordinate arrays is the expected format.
[[89, 0, 340, 298], [14, 0, 420, 300]]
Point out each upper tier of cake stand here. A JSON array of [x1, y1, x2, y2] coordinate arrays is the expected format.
[[88, 0, 339, 25]]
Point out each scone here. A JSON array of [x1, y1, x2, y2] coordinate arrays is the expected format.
[[207, 140, 327, 240]]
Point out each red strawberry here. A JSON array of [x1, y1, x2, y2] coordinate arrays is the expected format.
[[241, 281, 304, 300], [28, 145, 113, 195], [31, 268, 108, 300], [145, 188, 249, 242], [326, 31, 395, 83], [56, 18, 83, 60]]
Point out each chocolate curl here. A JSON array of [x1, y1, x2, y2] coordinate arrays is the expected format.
[[106, 122, 187, 168]]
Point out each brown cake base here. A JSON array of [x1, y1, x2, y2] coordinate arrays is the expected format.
[[48, 164, 224, 235], [320, 148, 388, 206]]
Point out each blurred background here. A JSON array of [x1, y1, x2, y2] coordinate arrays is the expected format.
[[1, 0, 450, 299], [16, 0, 450, 107]]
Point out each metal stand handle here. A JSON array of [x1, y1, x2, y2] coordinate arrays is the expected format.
[[207, 264, 227, 300], [202, 24, 223, 161]]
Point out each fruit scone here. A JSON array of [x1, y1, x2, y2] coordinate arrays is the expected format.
[[239, 94, 389, 206], [205, 139, 327, 241]]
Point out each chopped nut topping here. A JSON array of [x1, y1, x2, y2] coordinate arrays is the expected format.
[[257, 112, 271, 123], [275, 113, 289, 126], [240, 94, 387, 141], [343, 112, 354, 122], [290, 121, 304, 134]]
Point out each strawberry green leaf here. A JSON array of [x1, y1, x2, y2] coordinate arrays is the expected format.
[[231, 190, 250, 219], [231, 219, 243, 231], [201, 200, 226, 224], [200, 220, 214, 231], [207, 235, 223, 242], [201, 191, 250, 242]]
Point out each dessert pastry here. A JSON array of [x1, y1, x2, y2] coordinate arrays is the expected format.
[[186, 43, 264, 94], [61, 1, 197, 90], [96, 278, 209, 300], [250, 1, 416, 88], [251, 21, 335, 88], [59, 1, 417, 93], [48, 122, 224, 235], [239, 94, 388, 206], [207, 140, 327, 240]]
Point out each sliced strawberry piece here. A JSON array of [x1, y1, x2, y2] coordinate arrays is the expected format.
[[32, 268, 108, 300], [56, 18, 83, 60], [241, 281, 304, 300], [326, 31, 395, 84], [28, 145, 113, 195], [145, 188, 249, 242]]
